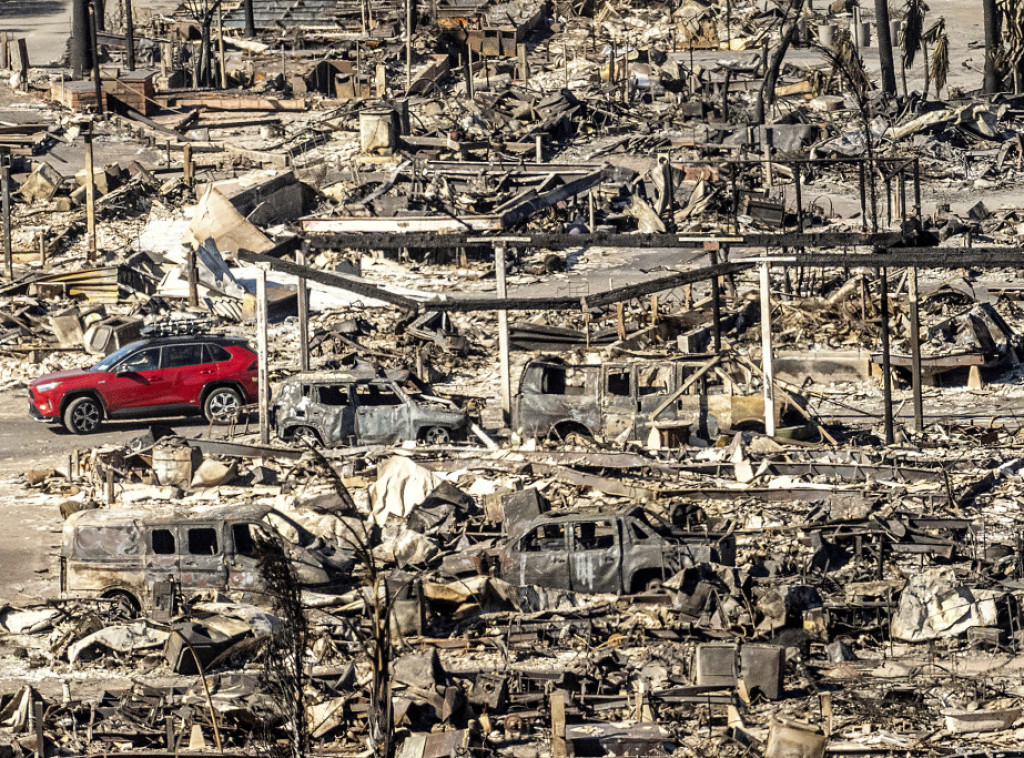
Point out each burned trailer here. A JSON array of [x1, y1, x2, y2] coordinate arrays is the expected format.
[[512, 356, 806, 443], [60, 505, 334, 613], [446, 506, 735, 594], [272, 367, 469, 447]]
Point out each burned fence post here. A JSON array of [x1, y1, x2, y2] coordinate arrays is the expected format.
[[217, 3, 227, 89], [879, 265, 895, 444], [551, 690, 567, 758], [759, 257, 776, 437], [256, 264, 271, 444], [1, 149, 10, 281], [908, 266, 923, 433], [405, 0, 413, 92], [183, 143, 195, 190], [297, 242, 310, 372]]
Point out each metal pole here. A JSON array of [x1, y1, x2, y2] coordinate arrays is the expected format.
[[405, 0, 412, 92], [1, 152, 11, 281], [124, 0, 135, 71], [297, 242, 310, 372], [71, 0, 91, 78], [759, 259, 776, 437], [84, 123, 97, 261], [256, 265, 270, 445], [794, 163, 803, 232], [217, 3, 227, 89], [879, 267, 894, 444], [495, 242, 512, 426], [908, 267, 923, 433]]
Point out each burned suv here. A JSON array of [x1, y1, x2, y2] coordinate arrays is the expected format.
[[272, 367, 468, 446], [444, 506, 735, 595]]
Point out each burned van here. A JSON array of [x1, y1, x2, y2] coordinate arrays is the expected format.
[[511, 357, 802, 443], [273, 368, 468, 447], [60, 505, 332, 612]]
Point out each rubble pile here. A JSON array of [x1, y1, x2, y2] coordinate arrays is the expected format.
[[5, 0, 1024, 755]]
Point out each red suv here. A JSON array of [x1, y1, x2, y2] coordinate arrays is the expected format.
[[29, 335, 259, 434]]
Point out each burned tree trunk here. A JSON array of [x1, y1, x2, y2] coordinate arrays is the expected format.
[[984, 0, 1001, 93], [874, 0, 897, 96], [755, 0, 805, 124]]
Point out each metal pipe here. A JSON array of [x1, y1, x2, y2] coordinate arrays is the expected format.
[[879, 266, 894, 444], [908, 267, 923, 433]]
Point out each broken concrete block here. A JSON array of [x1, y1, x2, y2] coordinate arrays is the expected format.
[[18, 162, 63, 203]]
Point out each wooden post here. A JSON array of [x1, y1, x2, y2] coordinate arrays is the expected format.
[[707, 241, 722, 352], [183, 143, 194, 189], [297, 242, 310, 372], [551, 691, 567, 758], [588, 189, 595, 230], [908, 266, 923, 433], [256, 265, 270, 445], [124, 0, 135, 70], [615, 302, 626, 340], [759, 259, 776, 437], [650, 294, 658, 326], [105, 467, 114, 506], [495, 242, 511, 425], [517, 42, 528, 82], [1, 152, 10, 281], [33, 700, 44, 758], [1, 32, 9, 71], [186, 247, 198, 306], [217, 3, 227, 89], [879, 266, 894, 444], [464, 37, 474, 99], [84, 123, 97, 261], [534, 134, 543, 162]]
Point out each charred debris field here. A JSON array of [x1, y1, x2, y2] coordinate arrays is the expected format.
[[7, 0, 1024, 757]]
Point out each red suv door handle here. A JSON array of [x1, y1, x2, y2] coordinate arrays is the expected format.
[[199, 370, 214, 375]]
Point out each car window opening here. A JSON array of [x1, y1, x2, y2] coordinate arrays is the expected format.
[[187, 527, 219, 555], [151, 528, 175, 555]]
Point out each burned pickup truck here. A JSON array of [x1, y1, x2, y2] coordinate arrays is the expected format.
[[445, 506, 735, 594], [273, 366, 469, 446]]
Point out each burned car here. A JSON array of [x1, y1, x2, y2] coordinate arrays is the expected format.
[[60, 505, 339, 613], [445, 506, 735, 594], [512, 356, 807, 443], [273, 367, 469, 447]]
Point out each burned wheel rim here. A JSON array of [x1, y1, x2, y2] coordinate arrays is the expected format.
[[67, 398, 101, 433], [423, 426, 451, 445], [293, 426, 321, 447], [206, 388, 242, 423]]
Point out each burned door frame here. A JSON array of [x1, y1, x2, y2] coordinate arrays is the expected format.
[[145, 523, 181, 595], [353, 380, 413, 444], [511, 521, 571, 588], [179, 522, 228, 592], [568, 517, 623, 593], [600, 363, 638, 439], [226, 520, 275, 593], [512, 361, 601, 439], [312, 381, 357, 444]]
